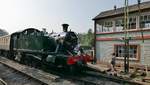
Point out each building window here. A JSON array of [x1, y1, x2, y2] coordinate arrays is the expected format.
[[140, 15, 150, 28], [115, 19, 124, 32], [96, 21, 113, 32], [96, 23, 103, 32], [114, 44, 139, 60], [115, 16, 136, 31], [103, 21, 113, 32], [129, 17, 136, 29]]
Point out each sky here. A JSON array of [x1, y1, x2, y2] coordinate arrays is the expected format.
[[0, 0, 149, 34]]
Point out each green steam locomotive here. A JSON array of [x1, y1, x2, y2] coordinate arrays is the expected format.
[[0, 24, 93, 72]]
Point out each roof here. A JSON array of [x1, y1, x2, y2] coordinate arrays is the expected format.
[[0, 29, 8, 36], [11, 28, 40, 35], [22, 28, 40, 33], [93, 1, 150, 20]]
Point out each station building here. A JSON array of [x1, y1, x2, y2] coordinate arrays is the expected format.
[[93, 1, 150, 67]]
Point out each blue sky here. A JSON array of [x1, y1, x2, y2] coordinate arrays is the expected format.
[[0, 0, 149, 34]]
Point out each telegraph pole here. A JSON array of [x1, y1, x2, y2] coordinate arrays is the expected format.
[[124, 0, 129, 73], [138, 0, 144, 43], [123, 0, 144, 73]]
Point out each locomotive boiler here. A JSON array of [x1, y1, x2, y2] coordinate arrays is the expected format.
[[0, 24, 93, 72]]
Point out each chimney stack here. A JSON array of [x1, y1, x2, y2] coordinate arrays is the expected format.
[[114, 5, 117, 10], [62, 23, 69, 32]]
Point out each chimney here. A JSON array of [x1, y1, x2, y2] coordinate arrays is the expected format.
[[114, 5, 117, 10], [62, 24, 69, 32], [138, 0, 141, 5]]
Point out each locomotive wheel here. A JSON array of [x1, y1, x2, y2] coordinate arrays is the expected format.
[[69, 65, 77, 74], [20, 54, 32, 66], [4, 51, 8, 57], [31, 59, 41, 68], [20, 54, 26, 64], [69, 65, 86, 74], [0, 51, 2, 55]]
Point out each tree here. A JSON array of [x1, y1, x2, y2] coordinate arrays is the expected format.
[[87, 28, 94, 47], [78, 28, 94, 47]]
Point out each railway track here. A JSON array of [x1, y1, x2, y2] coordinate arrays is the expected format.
[[0, 62, 47, 85], [0, 78, 7, 85], [42, 65, 124, 85], [84, 66, 145, 85], [62, 69, 144, 85], [1, 56, 107, 85], [65, 74, 120, 85], [43, 65, 143, 85], [0, 56, 79, 85], [0, 56, 144, 85], [83, 71, 140, 85]]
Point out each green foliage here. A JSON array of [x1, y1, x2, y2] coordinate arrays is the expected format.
[[78, 28, 94, 47]]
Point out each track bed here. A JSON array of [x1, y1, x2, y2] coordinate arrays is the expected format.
[[0, 63, 45, 85]]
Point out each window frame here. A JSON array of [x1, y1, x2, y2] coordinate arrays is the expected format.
[[140, 15, 150, 28], [114, 44, 140, 61]]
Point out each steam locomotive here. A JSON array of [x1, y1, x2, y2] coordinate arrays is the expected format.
[[0, 24, 93, 72]]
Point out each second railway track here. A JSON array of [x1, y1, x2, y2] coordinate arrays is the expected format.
[[0, 62, 47, 85]]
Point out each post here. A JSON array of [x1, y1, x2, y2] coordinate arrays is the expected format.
[[93, 21, 97, 64], [124, 38, 129, 73], [124, 0, 129, 73]]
